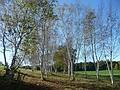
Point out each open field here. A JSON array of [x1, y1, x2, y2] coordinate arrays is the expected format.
[[75, 70, 120, 80], [75, 70, 120, 76], [0, 66, 120, 90]]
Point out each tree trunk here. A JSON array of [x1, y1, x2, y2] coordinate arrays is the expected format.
[[2, 32, 9, 70], [40, 70, 44, 80], [70, 60, 74, 80], [110, 58, 114, 85], [68, 60, 71, 77], [63, 65, 66, 74], [40, 57, 44, 80], [40, 56, 44, 80], [84, 43, 87, 78], [105, 59, 113, 85], [10, 56, 16, 69], [96, 61, 99, 80], [84, 55, 87, 78], [110, 51, 114, 85]]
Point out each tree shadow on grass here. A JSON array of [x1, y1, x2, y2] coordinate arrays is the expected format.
[[0, 76, 53, 90], [45, 77, 113, 90]]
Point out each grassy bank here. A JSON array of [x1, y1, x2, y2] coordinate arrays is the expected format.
[[0, 66, 120, 90]]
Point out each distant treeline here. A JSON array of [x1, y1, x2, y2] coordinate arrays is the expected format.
[[20, 61, 120, 71], [75, 61, 120, 71]]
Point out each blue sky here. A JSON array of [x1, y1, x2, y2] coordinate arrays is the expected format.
[[58, 0, 120, 12], [0, 0, 120, 64], [58, 0, 120, 62]]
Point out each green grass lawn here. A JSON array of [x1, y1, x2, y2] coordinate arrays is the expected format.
[[75, 70, 120, 76], [0, 66, 120, 90], [75, 70, 120, 82]]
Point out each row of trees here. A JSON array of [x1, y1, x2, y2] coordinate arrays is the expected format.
[[53, 0, 120, 84], [75, 61, 120, 71], [20, 60, 120, 71], [0, 0, 120, 85], [0, 0, 57, 80]]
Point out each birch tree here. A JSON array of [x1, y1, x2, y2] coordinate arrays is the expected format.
[[0, 0, 36, 78]]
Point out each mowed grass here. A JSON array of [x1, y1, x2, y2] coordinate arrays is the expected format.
[[75, 70, 120, 76], [0, 66, 120, 90], [75, 70, 120, 84], [0, 65, 119, 78]]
